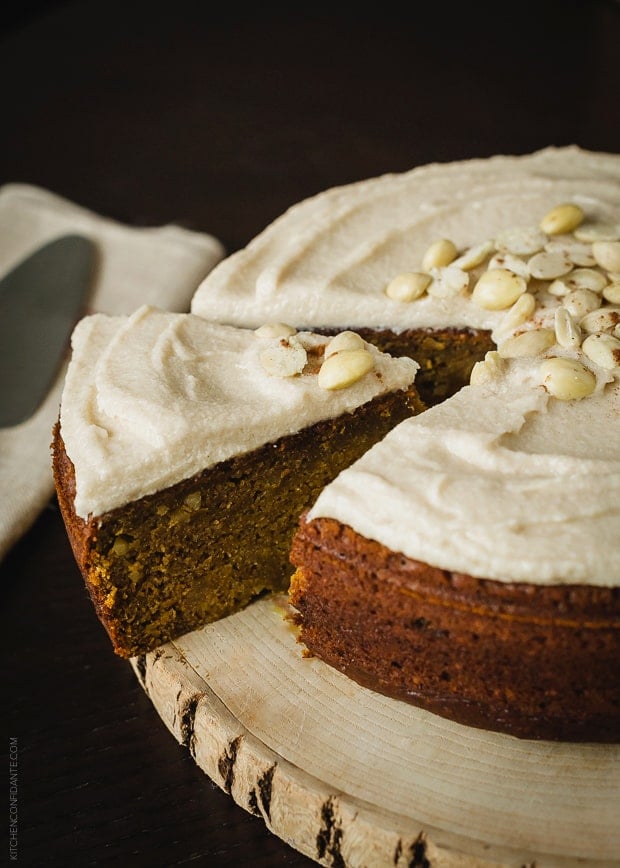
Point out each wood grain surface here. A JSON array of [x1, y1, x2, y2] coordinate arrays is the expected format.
[[3, 2, 620, 865], [132, 596, 620, 868]]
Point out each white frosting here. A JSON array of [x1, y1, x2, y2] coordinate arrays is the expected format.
[[191, 146, 620, 332], [308, 359, 620, 587], [62, 147, 620, 588], [191, 143, 619, 588], [60, 306, 418, 519]]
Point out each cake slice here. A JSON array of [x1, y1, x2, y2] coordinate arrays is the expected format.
[[52, 305, 420, 657]]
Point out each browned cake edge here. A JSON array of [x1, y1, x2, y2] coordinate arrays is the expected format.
[[289, 514, 620, 742]]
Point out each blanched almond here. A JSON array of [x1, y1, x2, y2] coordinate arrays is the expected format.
[[385, 271, 432, 301], [422, 239, 458, 270], [324, 330, 366, 357], [472, 268, 527, 310], [539, 356, 596, 400], [539, 203, 584, 235], [318, 348, 374, 390]]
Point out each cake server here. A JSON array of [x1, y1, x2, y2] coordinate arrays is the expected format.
[[0, 234, 96, 427]]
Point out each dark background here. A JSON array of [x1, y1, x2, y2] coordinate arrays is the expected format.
[[3, 2, 619, 866]]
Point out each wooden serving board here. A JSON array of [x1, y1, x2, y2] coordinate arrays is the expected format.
[[131, 595, 620, 868]]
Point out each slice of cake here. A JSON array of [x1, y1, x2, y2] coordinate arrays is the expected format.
[[52, 306, 420, 658]]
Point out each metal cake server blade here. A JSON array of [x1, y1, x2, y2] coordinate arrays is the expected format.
[[0, 234, 96, 427]]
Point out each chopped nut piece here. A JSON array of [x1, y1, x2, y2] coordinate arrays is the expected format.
[[324, 330, 366, 357], [111, 535, 132, 556], [548, 278, 571, 297], [581, 333, 620, 370], [184, 492, 202, 510], [260, 334, 308, 378], [472, 268, 527, 310], [255, 322, 297, 339], [427, 266, 469, 298], [422, 238, 458, 270], [539, 356, 596, 400], [539, 203, 584, 235], [469, 350, 505, 385], [318, 349, 374, 390], [385, 271, 431, 302]]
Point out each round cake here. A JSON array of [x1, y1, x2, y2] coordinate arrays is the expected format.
[[192, 145, 620, 742], [54, 146, 620, 741]]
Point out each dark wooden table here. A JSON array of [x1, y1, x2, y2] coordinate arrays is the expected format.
[[3, 3, 619, 865]]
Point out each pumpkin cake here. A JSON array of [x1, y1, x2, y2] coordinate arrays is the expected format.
[[53, 146, 620, 742], [191, 145, 620, 742], [52, 306, 420, 657]]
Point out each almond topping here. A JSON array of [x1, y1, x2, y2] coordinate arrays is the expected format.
[[260, 335, 307, 377], [563, 268, 608, 294], [580, 306, 620, 335], [318, 349, 375, 390], [427, 266, 469, 298], [487, 252, 530, 280], [539, 357, 596, 400], [539, 203, 584, 236], [469, 350, 505, 385], [422, 239, 458, 270], [544, 238, 595, 267], [451, 240, 494, 270], [554, 307, 581, 349], [472, 268, 527, 310], [527, 250, 573, 280], [602, 282, 620, 304], [495, 226, 546, 256], [581, 333, 620, 370], [497, 328, 556, 359], [495, 292, 536, 339], [592, 240, 620, 273], [574, 223, 620, 243], [324, 330, 366, 357], [255, 322, 297, 339], [385, 272, 432, 302], [562, 288, 602, 319]]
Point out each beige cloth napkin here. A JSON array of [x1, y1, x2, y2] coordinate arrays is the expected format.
[[0, 183, 225, 562]]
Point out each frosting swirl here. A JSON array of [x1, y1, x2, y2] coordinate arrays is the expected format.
[[60, 306, 418, 519]]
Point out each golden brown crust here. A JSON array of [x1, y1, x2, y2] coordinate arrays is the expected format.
[[289, 514, 620, 742]]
